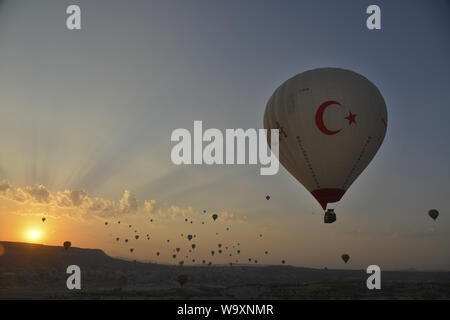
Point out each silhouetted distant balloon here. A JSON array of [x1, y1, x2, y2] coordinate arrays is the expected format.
[[172, 254, 176, 259], [105, 222, 108, 226], [187, 235, 193, 241], [192, 244, 196, 249], [167, 240, 170, 243], [248, 258, 251, 262], [177, 274, 188, 287], [218, 244, 222, 248], [118, 221, 120, 224], [211, 250, 215, 256], [255, 260, 258, 264], [265, 251, 268, 255], [212, 214, 218, 221], [188, 249, 192, 253], [259, 234, 262, 238], [130, 248, 134, 253], [281, 260, 285, 265], [266, 195, 270, 200], [156, 252, 160, 256], [218, 250, 222, 254], [237, 250, 240, 254], [190, 221, 193, 224], [226, 227, 229, 231], [185, 218, 188, 222], [42, 217, 46, 223], [150, 219, 153, 222], [342, 254, 350, 264], [179, 261, 184, 266], [202, 260, 206, 264], [229, 262, 233, 266], [129, 225, 132, 228], [176, 248, 180, 252], [116, 237, 120, 241], [203, 210, 206, 213], [192, 259, 195, 262], [202, 222, 204, 224], [428, 209, 439, 221], [125, 239, 128, 243], [63, 241, 71, 250], [135, 235, 139, 240]]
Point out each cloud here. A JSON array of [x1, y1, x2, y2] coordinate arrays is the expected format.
[[0, 180, 119, 218], [87, 197, 116, 217], [24, 185, 52, 204], [144, 200, 156, 214], [0, 180, 10, 192], [0, 180, 247, 225], [119, 190, 138, 214], [151, 205, 194, 221], [219, 212, 248, 224], [56, 189, 90, 207], [0, 181, 52, 204]]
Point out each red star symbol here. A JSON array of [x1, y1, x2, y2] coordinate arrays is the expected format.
[[345, 111, 357, 125]]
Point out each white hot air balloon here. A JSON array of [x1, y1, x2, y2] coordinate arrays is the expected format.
[[264, 68, 387, 222]]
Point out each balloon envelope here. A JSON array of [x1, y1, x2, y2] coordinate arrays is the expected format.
[[428, 209, 439, 220], [63, 241, 71, 250], [342, 254, 350, 264], [264, 68, 387, 209]]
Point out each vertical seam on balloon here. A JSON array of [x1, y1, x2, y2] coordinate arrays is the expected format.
[[296, 135, 320, 189], [273, 85, 299, 178], [342, 135, 372, 189]]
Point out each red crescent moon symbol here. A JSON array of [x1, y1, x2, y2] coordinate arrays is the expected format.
[[315, 100, 342, 135]]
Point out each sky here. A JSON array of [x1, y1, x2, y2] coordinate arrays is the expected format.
[[0, 0, 449, 270]]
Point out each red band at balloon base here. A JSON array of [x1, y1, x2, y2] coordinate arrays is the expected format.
[[311, 188, 346, 210]]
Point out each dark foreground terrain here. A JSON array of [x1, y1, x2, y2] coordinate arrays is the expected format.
[[1, 241, 449, 299]]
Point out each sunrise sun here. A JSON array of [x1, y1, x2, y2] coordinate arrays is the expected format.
[[27, 230, 41, 242]]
